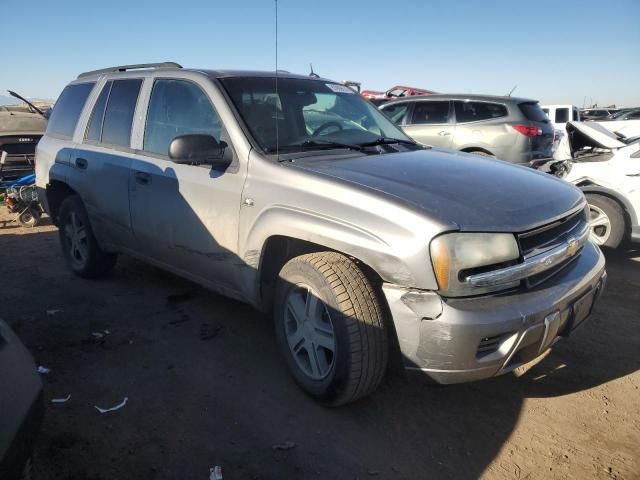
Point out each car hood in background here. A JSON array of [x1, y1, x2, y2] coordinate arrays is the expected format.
[[292, 149, 585, 232], [567, 121, 627, 150]]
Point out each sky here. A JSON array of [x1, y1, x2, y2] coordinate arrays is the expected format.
[[2, 0, 639, 107]]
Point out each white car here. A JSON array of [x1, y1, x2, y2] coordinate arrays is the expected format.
[[538, 121, 640, 247]]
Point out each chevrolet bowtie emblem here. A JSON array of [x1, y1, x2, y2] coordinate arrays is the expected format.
[[566, 238, 579, 257]]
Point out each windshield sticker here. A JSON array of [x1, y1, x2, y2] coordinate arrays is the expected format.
[[326, 83, 355, 94]]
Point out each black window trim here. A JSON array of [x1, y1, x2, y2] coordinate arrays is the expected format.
[[136, 77, 238, 172], [83, 80, 113, 145], [45, 81, 97, 141], [80, 77, 144, 153], [452, 99, 509, 125]]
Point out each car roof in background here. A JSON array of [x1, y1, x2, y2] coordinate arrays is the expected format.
[[381, 93, 537, 106]]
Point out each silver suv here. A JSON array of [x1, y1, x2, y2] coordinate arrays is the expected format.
[[380, 94, 554, 164], [36, 63, 606, 405]]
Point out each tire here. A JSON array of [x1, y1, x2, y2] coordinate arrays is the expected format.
[[58, 195, 117, 278], [274, 252, 388, 406], [18, 207, 40, 228], [467, 150, 494, 157], [585, 194, 625, 248]]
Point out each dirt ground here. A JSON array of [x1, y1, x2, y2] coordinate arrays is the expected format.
[[0, 210, 638, 480]]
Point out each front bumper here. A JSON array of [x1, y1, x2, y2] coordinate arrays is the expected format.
[[383, 241, 606, 384]]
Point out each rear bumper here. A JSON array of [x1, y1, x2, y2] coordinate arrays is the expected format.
[[0, 320, 44, 480], [383, 241, 606, 384]]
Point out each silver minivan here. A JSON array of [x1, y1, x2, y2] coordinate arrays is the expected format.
[[380, 94, 554, 164]]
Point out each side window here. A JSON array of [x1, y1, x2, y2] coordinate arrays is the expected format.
[[628, 110, 640, 119], [84, 81, 112, 142], [555, 108, 569, 123], [411, 101, 450, 125], [101, 79, 143, 148], [573, 108, 579, 121], [455, 101, 508, 123], [381, 103, 409, 124], [144, 79, 221, 156], [46, 82, 95, 138]]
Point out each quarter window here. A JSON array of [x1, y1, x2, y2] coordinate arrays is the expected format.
[[455, 101, 508, 123], [85, 81, 112, 142], [144, 79, 221, 156], [46, 82, 95, 138], [101, 79, 142, 147], [411, 101, 450, 125]]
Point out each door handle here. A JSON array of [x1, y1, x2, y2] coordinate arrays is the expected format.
[[437, 131, 452, 136], [75, 157, 88, 169], [134, 171, 152, 185]]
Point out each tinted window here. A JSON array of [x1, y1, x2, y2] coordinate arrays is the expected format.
[[144, 79, 221, 156], [455, 101, 508, 123], [84, 81, 111, 142], [573, 108, 579, 120], [381, 103, 409, 124], [101, 79, 142, 147], [46, 82, 95, 138], [628, 110, 640, 119], [555, 108, 569, 123], [518, 102, 549, 123], [411, 101, 450, 124]]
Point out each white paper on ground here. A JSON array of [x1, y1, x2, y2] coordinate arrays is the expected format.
[[51, 395, 71, 403], [94, 397, 128, 414], [37, 366, 51, 374]]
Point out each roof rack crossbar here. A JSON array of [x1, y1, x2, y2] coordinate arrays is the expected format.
[[77, 62, 183, 79]]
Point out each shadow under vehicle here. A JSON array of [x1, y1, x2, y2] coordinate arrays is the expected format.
[[0, 91, 49, 181]]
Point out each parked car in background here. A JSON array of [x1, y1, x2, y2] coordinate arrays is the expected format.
[[581, 108, 615, 121], [0, 91, 48, 180], [542, 104, 580, 129], [0, 318, 43, 480], [604, 108, 640, 121], [533, 121, 640, 247], [380, 94, 554, 164], [361, 85, 435, 105], [37, 63, 605, 405]]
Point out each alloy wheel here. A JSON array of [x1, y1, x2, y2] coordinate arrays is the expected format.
[[588, 204, 611, 246], [64, 211, 89, 267]]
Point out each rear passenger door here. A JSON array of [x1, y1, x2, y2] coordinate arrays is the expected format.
[[401, 101, 454, 148], [452, 101, 509, 156], [71, 78, 143, 250], [128, 77, 245, 295]]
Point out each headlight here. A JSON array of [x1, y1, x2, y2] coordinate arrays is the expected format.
[[430, 232, 520, 297]]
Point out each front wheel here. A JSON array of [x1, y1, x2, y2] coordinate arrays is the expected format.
[[58, 195, 117, 278], [274, 252, 388, 406], [585, 194, 625, 248]]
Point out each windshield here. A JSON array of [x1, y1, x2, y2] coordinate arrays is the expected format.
[[219, 76, 412, 153]]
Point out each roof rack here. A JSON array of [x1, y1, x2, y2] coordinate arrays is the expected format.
[[77, 62, 182, 79]]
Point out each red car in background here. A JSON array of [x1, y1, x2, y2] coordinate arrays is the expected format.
[[361, 85, 436, 105]]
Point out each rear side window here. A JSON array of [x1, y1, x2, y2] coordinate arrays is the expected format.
[[411, 101, 450, 124], [454, 101, 507, 123], [84, 81, 112, 142], [381, 103, 409, 124], [628, 110, 640, 119], [518, 102, 549, 123], [572, 108, 579, 120], [101, 79, 143, 147], [144, 79, 221, 156], [555, 108, 569, 123], [46, 82, 95, 138]]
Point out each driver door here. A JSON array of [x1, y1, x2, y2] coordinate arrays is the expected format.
[[129, 78, 246, 295]]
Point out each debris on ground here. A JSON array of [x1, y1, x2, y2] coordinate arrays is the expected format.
[[209, 466, 223, 480], [51, 395, 71, 403], [85, 330, 111, 345], [37, 365, 51, 374], [168, 313, 191, 325], [200, 323, 223, 340], [46, 309, 63, 317], [94, 396, 128, 414], [272, 441, 296, 451]]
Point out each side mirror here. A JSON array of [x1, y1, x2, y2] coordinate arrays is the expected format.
[[168, 134, 230, 169]]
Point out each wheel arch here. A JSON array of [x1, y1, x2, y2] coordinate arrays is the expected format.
[[45, 180, 78, 225], [577, 181, 637, 235], [460, 146, 495, 156]]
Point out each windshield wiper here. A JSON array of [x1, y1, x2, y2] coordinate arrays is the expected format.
[[358, 137, 420, 147], [268, 139, 363, 154]]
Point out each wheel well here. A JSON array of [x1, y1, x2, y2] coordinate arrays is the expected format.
[[460, 147, 494, 156], [258, 236, 383, 309], [579, 184, 632, 237], [46, 181, 77, 225]]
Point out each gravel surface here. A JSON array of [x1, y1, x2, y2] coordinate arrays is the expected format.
[[1, 211, 638, 479]]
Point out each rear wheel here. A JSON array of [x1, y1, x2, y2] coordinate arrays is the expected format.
[[585, 194, 625, 248], [58, 195, 117, 278], [274, 252, 388, 406], [467, 150, 494, 158]]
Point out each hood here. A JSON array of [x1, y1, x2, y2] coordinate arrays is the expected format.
[[566, 121, 626, 155], [291, 149, 584, 232], [0, 110, 47, 136]]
